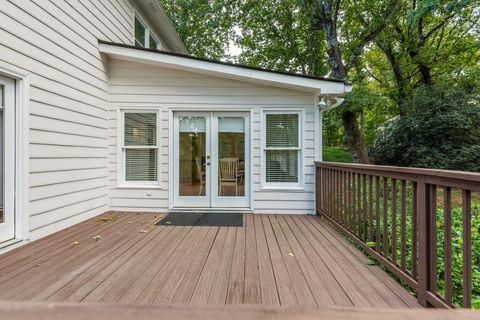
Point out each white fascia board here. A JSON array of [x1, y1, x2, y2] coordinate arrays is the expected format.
[[99, 43, 350, 95]]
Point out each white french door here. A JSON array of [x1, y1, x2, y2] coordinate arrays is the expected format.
[[173, 111, 250, 208], [0, 75, 15, 243]]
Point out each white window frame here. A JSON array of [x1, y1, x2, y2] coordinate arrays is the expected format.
[[261, 109, 304, 190], [0, 62, 30, 248], [134, 13, 160, 49], [117, 108, 161, 188]]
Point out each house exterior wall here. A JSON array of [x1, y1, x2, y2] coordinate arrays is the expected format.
[[108, 59, 317, 214], [0, 0, 172, 241]]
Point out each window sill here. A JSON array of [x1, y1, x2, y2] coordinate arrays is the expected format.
[[260, 185, 305, 192], [116, 184, 162, 190]]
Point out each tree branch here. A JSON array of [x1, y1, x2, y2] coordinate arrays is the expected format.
[[345, 0, 400, 71]]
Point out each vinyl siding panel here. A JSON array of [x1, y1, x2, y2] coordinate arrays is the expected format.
[[108, 59, 317, 214], [0, 0, 137, 240]]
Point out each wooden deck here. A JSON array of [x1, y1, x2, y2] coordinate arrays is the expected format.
[[0, 212, 420, 308]]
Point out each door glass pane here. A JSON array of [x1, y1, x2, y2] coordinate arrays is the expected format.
[[0, 85, 3, 224], [179, 117, 207, 196], [218, 117, 245, 197]]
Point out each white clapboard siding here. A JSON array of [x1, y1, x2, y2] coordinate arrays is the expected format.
[[0, 0, 138, 241], [108, 59, 317, 214]]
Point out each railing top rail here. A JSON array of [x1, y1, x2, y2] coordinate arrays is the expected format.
[[316, 161, 480, 184]]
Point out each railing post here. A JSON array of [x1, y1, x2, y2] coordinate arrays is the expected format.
[[417, 176, 431, 307], [315, 164, 322, 217]]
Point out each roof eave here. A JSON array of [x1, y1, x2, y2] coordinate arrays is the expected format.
[[99, 42, 350, 95]]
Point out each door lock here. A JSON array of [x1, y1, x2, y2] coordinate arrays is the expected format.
[[206, 161, 211, 165]]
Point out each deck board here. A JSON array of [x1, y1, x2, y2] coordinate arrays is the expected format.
[[0, 212, 421, 309]]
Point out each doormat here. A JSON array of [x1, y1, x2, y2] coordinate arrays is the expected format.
[[156, 212, 243, 227]]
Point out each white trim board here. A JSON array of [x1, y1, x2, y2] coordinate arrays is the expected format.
[[99, 42, 352, 94], [0, 62, 30, 247]]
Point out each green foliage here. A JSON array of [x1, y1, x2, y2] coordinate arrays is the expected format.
[[369, 84, 480, 171], [160, 0, 236, 60], [323, 147, 352, 163], [234, 0, 329, 76], [436, 202, 480, 307]]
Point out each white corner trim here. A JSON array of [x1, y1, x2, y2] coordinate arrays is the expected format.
[[98, 43, 351, 94], [0, 62, 30, 243]]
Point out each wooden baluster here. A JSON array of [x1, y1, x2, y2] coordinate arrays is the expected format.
[[429, 185, 438, 295], [443, 187, 452, 307], [340, 170, 345, 226], [338, 170, 341, 223], [352, 173, 357, 236], [462, 189, 472, 308], [346, 171, 352, 231], [369, 175, 374, 242], [362, 174, 367, 241], [328, 169, 332, 217], [375, 176, 380, 251], [412, 181, 418, 280], [357, 173, 362, 239], [400, 180, 407, 271], [344, 171, 348, 228], [392, 179, 397, 265], [383, 177, 389, 257], [332, 169, 336, 221]]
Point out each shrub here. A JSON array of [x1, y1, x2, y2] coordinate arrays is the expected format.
[[369, 85, 480, 172]]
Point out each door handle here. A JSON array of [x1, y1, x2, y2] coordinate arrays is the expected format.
[[206, 161, 211, 166], [206, 155, 211, 159]]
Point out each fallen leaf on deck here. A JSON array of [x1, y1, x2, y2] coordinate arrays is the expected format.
[[288, 252, 295, 257], [139, 230, 148, 233], [92, 235, 102, 241], [72, 241, 79, 245]]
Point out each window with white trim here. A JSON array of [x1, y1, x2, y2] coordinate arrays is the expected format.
[[121, 110, 159, 185], [263, 111, 302, 187], [134, 15, 159, 49]]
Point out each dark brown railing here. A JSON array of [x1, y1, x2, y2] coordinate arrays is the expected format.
[[315, 162, 480, 308]]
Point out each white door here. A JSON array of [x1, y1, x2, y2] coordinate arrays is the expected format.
[[173, 111, 250, 208], [0, 75, 15, 242]]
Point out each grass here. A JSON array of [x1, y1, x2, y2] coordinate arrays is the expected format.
[[323, 146, 352, 163]]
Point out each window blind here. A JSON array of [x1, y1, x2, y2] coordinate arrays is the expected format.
[[125, 113, 156, 146], [124, 112, 157, 182], [266, 114, 298, 148], [125, 149, 157, 181], [266, 150, 298, 183], [265, 113, 300, 184]]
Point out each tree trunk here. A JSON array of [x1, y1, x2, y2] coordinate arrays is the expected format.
[[320, 11, 369, 163], [310, 0, 385, 164], [342, 111, 370, 163]]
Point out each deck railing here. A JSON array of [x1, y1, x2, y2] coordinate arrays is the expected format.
[[315, 162, 480, 308]]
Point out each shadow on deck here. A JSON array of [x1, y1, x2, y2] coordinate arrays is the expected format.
[[0, 212, 420, 308]]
